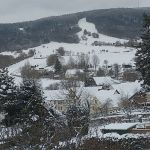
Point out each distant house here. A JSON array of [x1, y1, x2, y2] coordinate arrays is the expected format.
[[122, 70, 140, 82], [122, 64, 132, 69], [128, 90, 150, 108], [93, 77, 120, 87], [119, 64, 133, 76], [35, 67, 46, 74], [64, 51, 71, 56], [65, 69, 84, 78]]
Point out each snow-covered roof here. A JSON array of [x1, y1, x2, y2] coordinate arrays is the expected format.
[[43, 81, 142, 107], [102, 123, 137, 130], [40, 78, 60, 90], [93, 76, 120, 86], [19, 28, 24, 31], [44, 87, 120, 106], [85, 87, 121, 107], [44, 90, 65, 101], [65, 69, 84, 76], [87, 81, 141, 107], [111, 81, 142, 97]]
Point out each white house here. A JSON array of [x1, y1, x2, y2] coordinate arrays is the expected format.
[[65, 69, 84, 78]]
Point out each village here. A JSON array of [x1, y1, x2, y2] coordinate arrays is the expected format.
[[0, 16, 150, 149], [1, 18, 148, 137]]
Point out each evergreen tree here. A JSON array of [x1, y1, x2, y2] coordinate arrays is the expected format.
[[97, 67, 105, 77], [136, 14, 150, 86], [0, 68, 17, 112], [54, 58, 62, 74], [17, 78, 45, 123], [66, 105, 89, 136], [3, 78, 45, 126]]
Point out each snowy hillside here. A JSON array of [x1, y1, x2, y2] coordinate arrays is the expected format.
[[7, 17, 136, 74], [78, 18, 128, 45], [8, 43, 136, 75], [5, 18, 137, 88]]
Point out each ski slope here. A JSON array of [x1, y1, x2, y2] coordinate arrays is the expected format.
[[78, 18, 128, 45]]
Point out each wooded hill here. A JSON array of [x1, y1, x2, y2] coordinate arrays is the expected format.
[[0, 7, 150, 52]]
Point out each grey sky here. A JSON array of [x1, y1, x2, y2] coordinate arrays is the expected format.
[[0, 0, 150, 23]]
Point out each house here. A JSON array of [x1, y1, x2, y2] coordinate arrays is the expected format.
[[44, 90, 68, 113], [64, 51, 71, 56], [128, 91, 150, 108], [119, 69, 141, 81], [131, 123, 150, 134], [101, 123, 137, 135], [93, 76, 120, 87], [145, 92, 150, 106], [122, 64, 132, 70], [44, 88, 104, 115], [65, 69, 84, 78], [102, 122, 150, 135], [43, 81, 142, 116], [111, 81, 142, 97], [85, 87, 122, 115]]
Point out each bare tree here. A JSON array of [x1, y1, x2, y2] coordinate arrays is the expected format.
[[122, 69, 139, 82], [78, 54, 85, 69], [77, 54, 90, 70], [60, 79, 90, 107], [103, 59, 108, 75], [92, 54, 100, 71], [60, 79, 90, 137], [113, 63, 120, 80], [101, 99, 112, 116], [56, 47, 65, 56], [21, 62, 40, 79], [84, 54, 90, 69], [118, 92, 133, 122], [46, 54, 57, 66], [68, 56, 76, 68]]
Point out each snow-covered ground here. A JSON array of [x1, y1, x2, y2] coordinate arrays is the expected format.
[[0, 49, 30, 58], [0, 51, 20, 58]]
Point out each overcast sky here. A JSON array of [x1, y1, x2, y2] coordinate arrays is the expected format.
[[0, 0, 150, 23]]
